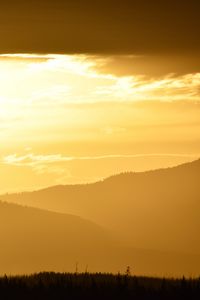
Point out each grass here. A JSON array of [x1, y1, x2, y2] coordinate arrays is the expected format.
[[0, 272, 200, 299]]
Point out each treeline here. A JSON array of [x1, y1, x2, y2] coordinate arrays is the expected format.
[[0, 272, 200, 299]]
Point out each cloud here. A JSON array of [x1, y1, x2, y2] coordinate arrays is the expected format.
[[1, 54, 200, 106], [0, 54, 199, 152], [0, 1, 200, 57], [27, 55, 200, 103], [3, 153, 199, 168]]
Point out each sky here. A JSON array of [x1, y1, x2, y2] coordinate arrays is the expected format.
[[0, 1, 200, 193]]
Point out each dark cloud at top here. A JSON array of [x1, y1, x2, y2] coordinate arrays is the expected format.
[[0, 0, 200, 56]]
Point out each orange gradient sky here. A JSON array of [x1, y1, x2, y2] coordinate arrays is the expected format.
[[0, 54, 200, 193]]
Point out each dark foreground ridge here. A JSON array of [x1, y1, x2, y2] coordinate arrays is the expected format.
[[0, 272, 200, 300]]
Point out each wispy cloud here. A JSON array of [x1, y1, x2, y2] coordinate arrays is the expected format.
[[1, 152, 199, 192], [3, 153, 199, 167]]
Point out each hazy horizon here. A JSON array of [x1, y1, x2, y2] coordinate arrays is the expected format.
[[0, 156, 199, 194]]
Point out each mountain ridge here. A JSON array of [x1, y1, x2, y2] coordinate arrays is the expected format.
[[2, 158, 200, 195], [1, 159, 200, 255], [0, 200, 200, 276]]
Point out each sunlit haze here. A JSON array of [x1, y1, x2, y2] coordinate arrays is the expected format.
[[0, 53, 199, 193]]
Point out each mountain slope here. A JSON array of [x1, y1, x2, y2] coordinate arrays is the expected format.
[[1, 159, 200, 254], [0, 201, 200, 276], [0, 201, 114, 274]]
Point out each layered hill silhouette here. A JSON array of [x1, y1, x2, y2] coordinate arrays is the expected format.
[[0, 201, 113, 274], [0, 201, 200, 276], [2, 159, 199, 256]]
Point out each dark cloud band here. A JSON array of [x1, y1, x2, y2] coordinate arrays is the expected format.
[[0, 0, 200, 55]]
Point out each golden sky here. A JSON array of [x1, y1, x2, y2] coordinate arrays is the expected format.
[[0, 54, 199, 193], [0, 1, 200, 280]]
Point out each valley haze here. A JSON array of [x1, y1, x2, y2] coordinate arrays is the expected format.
[[1, 160, 199, 277]]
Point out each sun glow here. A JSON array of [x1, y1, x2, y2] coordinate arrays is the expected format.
[[0, 54, 200, 192], [0, 53, 200, 107]]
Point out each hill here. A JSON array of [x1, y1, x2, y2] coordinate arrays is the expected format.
[[0, 201, 199, 276], [2, 159, 200, 255], [0, 201, 113, 274]]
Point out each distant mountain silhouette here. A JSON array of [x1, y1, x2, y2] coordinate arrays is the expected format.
[[0, 201, 200, 276], [1, 159, 200, 256]]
